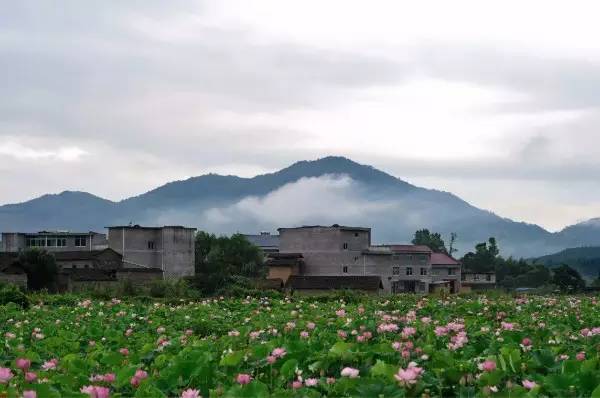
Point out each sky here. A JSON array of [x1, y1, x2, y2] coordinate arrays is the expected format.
[[1, 1, 600, 232]]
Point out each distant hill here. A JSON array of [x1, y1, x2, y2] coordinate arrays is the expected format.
[[1, 156, 599, 258], [533, 247, 600, 278]]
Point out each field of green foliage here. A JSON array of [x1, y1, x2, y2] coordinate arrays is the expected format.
[[2, 293, 600, 397]]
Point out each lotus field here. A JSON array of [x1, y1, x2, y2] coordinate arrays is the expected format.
[[2, 294, 600, 397]]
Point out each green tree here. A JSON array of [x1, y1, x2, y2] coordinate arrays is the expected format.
[[193, 232, 265, 294], [461, 237, 499, 273], [411, 229, 447, 253], [19, 249, 58, 291], [551, 264, 585, 292]]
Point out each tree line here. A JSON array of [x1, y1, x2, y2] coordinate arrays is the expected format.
[[412, 228, 586, 292]]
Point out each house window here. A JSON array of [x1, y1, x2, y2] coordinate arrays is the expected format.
[[406, 267, 413, 276], [342, 266, 348, 274], [57, 238, 66, 247], [47, 238, 57, 247], [448, 268, 456, 275], [73, 265, 78, 269], [407, 255, 413, 262], [354, 232, 359, 237], [392, 266, 400, 275], [342, 242, 348, 250], [420, 267, 427, 276], [486, 274, 492, 281], [354, 256, 359, 262], [148, 241, 155, 250], [75, 236, 87, 247], [474, 274, 480, 281]]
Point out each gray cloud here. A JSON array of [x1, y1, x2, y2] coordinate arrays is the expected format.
[[2, 1, 600, 230]]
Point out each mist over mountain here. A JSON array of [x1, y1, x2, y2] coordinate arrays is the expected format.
[[1, 156, 598, 257]]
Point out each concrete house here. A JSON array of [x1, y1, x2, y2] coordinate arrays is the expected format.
[[243, 232, 280, 255], [431, 252, 462, 293], [107, 225, 196, 278], [461, 271, 496, 292], [1, 231, 108, 252], [273, 225, 447, 294], [361, 244, 433, 294]]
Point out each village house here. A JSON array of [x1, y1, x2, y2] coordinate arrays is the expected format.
[[106, 225, 196, 278], [1, 231, 108, 252], [430, 252, 462, 293], [460, 271, 496, 292], [243, 232, 280, 256], [268, 224, 462, 294], [0, 224, 196, 290]]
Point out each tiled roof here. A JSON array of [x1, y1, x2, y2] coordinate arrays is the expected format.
[[118, 267, 163, 273], [278, 225, 370, 232], [286, 275, 382, 291], [53, 248, 122, 261], [430, 252, 461, 266], [243, 234, 280, 249], [62, 269, 116, 282], [388, 245, 432, 253]]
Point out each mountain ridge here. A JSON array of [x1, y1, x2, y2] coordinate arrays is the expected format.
[[1, 156, 598, 258]]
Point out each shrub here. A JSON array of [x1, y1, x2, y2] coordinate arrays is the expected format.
[[0, 283, 30, 308]]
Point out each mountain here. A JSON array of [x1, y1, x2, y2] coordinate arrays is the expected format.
[[533, 246, 600, 279], [0, 156, 598, 257]]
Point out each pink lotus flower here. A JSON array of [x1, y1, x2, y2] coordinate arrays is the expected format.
[[23, 390, 36, 398], [180, 388, 201, 398], [41, 358, 58, 371], [130, 369, 148, 387], [401, 327, 416, 338], [81, 386, 110, 398], [478, 360, 497, 372], [228, 330, 240, 337], [394, 362, 423, 386], [522, 380, 537, 390], [291, 380, 303, 389], [501, 322, 514, 331], [305, 378, 318, 387], [307, 322, 316, 330], [125, 329, 133, 337], [434, 326, 448, 336], [156, 327, 166, 334], [16, 358, 31, 370], [326, 377, 336, 384], [336, 309, 346, 317], [4, 332, 16, 339], [236, 373, 252, 385], [266, 355, 277, 364], [271, 347, 287, 358], [577, 352, 586, 361], [448, 331, 468, 351], [337, 330, 347, 339], [119, 348, 129, 356], [300, 331, 309, 339], [340, 367, 359, 378], [103, 373, 116, 383], [25, 371, 37, 382], [521, 337, 532, 346], [357, 307, 365, 314], [0, 367, 14, 384]]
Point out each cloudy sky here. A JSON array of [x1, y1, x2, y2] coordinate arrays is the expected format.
[[2, 1, 600, 231]]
